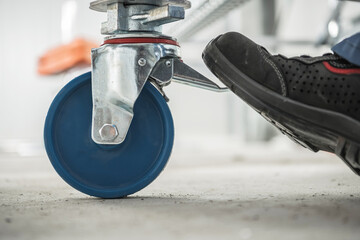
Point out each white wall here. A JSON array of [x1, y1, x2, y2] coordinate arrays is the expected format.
[[0, 0, 104, 154]]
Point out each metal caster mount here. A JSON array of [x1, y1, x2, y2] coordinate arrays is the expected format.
[[90, 0, 228, 145], [44, 0, 227, 198]]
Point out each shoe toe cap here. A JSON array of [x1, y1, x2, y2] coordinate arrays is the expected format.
[[213, 32, 285, 95]]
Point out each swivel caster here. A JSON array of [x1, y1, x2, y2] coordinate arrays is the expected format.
[[44, 0, 227, 198], [44, 72, 174, 198]]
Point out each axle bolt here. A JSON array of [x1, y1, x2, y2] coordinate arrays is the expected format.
[[99, 124, 118, 141]]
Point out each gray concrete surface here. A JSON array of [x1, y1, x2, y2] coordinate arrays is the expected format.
[[1, 152, 360, 240]]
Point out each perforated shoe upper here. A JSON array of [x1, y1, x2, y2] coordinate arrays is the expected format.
[[214, 32, 360, 121]]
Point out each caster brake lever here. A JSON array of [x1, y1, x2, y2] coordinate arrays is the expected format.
[[150, 58, 229, 92]]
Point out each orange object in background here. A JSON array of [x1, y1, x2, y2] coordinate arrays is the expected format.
[[38, 38, 98, 75]]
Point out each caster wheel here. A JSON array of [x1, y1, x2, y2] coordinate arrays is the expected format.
[[44, 72, 174, 198]]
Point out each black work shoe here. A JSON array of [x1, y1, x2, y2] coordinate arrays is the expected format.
[[202, 32, 360, 175]]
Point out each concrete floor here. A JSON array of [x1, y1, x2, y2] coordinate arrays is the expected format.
[[1, 151, 360, 240]]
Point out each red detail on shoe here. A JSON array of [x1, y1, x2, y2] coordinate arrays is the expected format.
[[103, 38, 180, 46], [323, 61, 360, 75]]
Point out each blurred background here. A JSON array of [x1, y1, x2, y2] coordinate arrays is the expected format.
[[0, 0, 360, 162]]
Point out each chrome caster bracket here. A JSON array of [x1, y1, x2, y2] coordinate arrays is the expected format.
[[90, 0, 188, 145], [90, 0, 227, 145], [91, 41, 181, 145]]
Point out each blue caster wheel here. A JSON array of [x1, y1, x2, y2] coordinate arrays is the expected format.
[[44, 72, 174, 198]]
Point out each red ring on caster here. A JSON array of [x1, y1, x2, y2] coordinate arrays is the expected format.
[[103, 37, 180, 46]]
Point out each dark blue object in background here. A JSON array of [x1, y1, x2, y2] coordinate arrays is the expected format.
[[332, 32, 360, 66]]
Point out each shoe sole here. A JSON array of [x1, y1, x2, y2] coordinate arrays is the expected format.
[[203, 38, 360, 175]]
